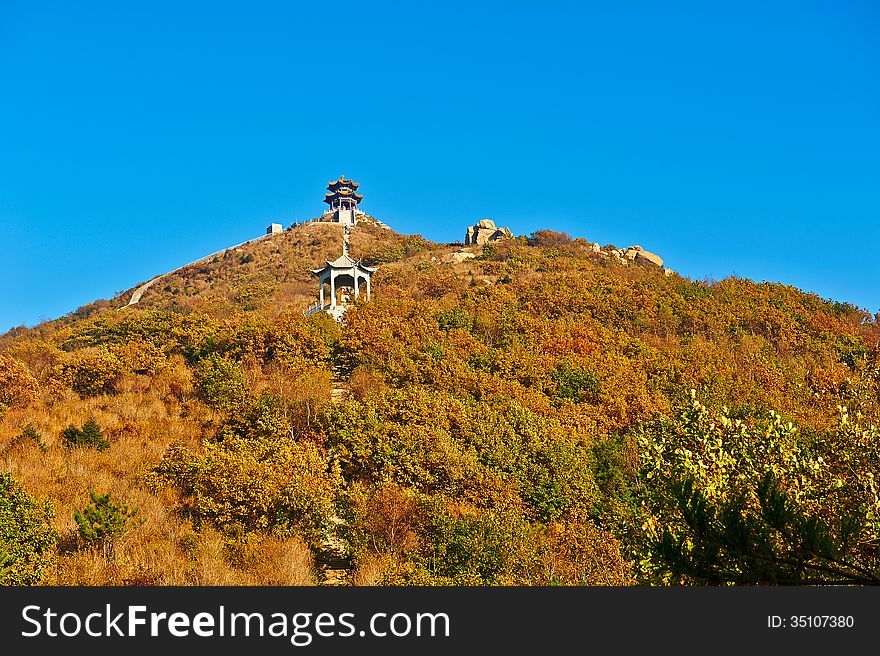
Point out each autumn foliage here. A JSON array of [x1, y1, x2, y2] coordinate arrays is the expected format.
[[0, 221, 877, 585]]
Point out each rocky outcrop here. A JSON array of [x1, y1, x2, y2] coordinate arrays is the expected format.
[[465, 219, 512, 246], [635, 250, 663, 267], [590, 243, 666, 270], [443, 251, 477, 264]]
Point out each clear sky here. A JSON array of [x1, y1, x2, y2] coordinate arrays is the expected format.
[[1, 0, 878, 332]]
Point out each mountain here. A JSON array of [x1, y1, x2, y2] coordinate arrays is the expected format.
[[0, 219, 878, 586]]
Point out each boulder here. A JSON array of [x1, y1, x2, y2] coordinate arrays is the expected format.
[[634, 250, 663, 267], [465, 219, 513, 246], [443, 251, 477, 264]]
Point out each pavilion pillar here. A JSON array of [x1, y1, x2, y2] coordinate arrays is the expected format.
[[353, 268, 359, 300], [319, 275, 325, 308], [366, 276, 371, 301], [330, 270, 337, 307]]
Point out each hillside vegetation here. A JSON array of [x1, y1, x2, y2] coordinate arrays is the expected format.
[[0, 221, 878, 585]]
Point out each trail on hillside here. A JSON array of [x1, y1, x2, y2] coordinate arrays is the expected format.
[[123, 231, 276, 307], [317, 351, 353, 586]]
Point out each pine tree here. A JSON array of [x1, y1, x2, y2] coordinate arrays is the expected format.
[[62, 416, 109, 450], [14, 424, 45, 451], [73, 491, 139, 550], [653, 473, 880, 585]]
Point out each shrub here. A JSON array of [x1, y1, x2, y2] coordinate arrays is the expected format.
[[437, 307, 472, 331], [370, 235, 429, 263], [56, 347, 124, 396], [74, 491, 140, 548], [0, 472, 58, 585], [215, 393, 290, 442], [550, 362, 601, 403], [14, 424, 46, 452], [423, 508, 532, 585], [528, 512, 633, 585], [529, 230, 573, 247], [110, 338, 167, 375], [155, 435, 342, 543], [0, 354, 39, 411], [63, 416, 110, 451], [638, 392, 880, 584], [346, 481, 424, 556], [263, 361, 333, 435], [194, 355, 247, 411]]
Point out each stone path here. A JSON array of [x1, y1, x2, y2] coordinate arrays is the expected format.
[[317, 353, 353, 585], [317, 516, 352, 586]]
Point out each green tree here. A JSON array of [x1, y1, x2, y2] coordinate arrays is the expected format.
[[63, 416, 110, 450], [550, 362, 601, 403], [14, 424, 46, 452], [73, 491, 140, 549], [654, 473, 878, 585], [0, 472, 58, 585], [638, 391, 880, 584], [194, 355, 247, 411]]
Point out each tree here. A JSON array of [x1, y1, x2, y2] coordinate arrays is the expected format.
[[56, 347, 124, 397], [0, 354, 39, 411], [74, 491, 140, 552], [638, 391, 880, 584], [0, 473, 57, 585], [14, 424, 46, 452], [550, 362, 601, 403], [654, 473, 878, 585], [155, 434, 341, 544], [193, 355, 246, 411], [529, 230, 573, 247], [63, 416, 110, 450]]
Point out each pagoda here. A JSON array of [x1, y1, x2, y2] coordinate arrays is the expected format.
[[323, 175, 364, 225]]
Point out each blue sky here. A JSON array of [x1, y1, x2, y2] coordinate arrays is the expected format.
[[1, 0, 878, 332]]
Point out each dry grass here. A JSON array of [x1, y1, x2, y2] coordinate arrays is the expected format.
[[352, 552, 395, 586], [0, 369, 317, 586]]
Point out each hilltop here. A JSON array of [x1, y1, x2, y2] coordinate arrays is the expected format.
[[0, 219, 878, 586]]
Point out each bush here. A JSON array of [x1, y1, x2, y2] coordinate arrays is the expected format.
[[215, 393, 290, 442], [14, 424, 46, 452], [155, 435, 342, 544], [638, 392, 880, 584], [529, 230, 573, 247], [0, 472, 58, 585], [550, 363, 601, 403], [194, 355, 247, 411], [63, 416, 110, 451], [74, 491, 140, 548], [56, 347, 124, 397], [437, 308, 472, 331], [0, 355, 39, 411], [527, 510, 633, 585]]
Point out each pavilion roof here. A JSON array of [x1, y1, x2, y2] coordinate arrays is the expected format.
[[310, 252, 378, 275], [326, 176, 360, 191], [324, 188, 364, 204]]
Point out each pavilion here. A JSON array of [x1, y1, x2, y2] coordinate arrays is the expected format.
[[306, 248, 377, 319], [323, 176, 364, 225]]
